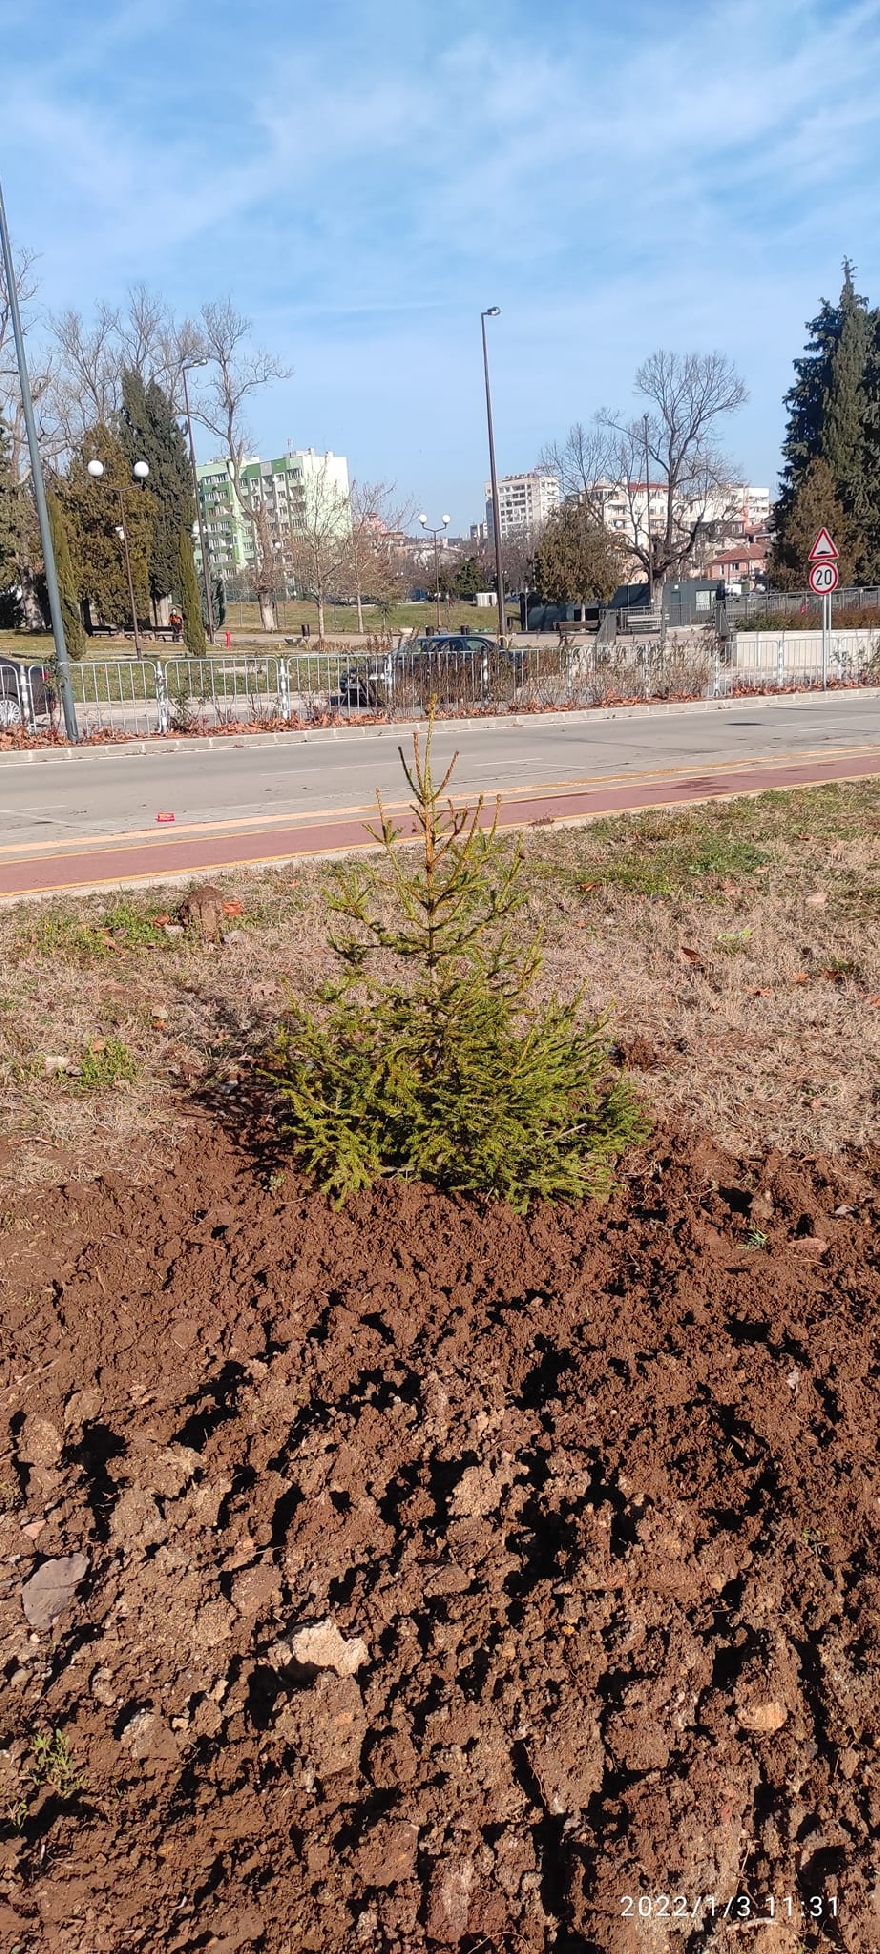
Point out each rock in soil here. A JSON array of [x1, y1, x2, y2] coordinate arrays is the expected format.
[[0, 1121, 878, 1951]]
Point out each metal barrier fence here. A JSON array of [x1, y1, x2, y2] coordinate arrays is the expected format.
[[4, 632, 880, 740]]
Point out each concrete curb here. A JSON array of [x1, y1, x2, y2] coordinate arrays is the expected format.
[[3, 685, 880, 766]]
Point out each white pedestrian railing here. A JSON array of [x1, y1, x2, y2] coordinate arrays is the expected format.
[[3, 631, 879, 743]]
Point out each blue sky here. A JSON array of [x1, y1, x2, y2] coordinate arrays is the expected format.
[[5, 0, 880, 528]]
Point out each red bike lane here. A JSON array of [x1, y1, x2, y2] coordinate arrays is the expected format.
[[1, 747, 879, 898]]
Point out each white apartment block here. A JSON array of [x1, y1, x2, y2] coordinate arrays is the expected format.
[[196, 449, 350, 592], [593, 480, 770, 554], [485, 471, 560, 543]]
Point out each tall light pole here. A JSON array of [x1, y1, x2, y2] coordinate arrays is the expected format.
[[481, 307, 506, 645], [181, 360, 215, 643], [643, 413, 654, 608], [418, 514, 450, 630], [0, 177, 78, 741], [87, 458, 149, 654]]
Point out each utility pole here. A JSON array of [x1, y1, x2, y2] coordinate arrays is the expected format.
[[643, 413, 654, 608], [0, 177, 78, 740], [481, 308, 506, 644]]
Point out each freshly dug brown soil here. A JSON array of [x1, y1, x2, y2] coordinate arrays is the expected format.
[[0, 1123, 878, 1953]]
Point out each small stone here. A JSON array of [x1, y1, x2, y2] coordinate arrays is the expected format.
[[805, 891, 827, 908], [163, 924, 185, 939], [63, 1387, 103, 1431], [425, 1857, 474, 1941], [18, 1416, 62, 1469], [90, 1666, 117, 1706], [119, 1708, 180, 1763], [230, 1561, 282, 1620], [277, 1617, 368, 1677], [737, 1700, 787, 1733], [43, 1054, 70, 1076], [21, 1551, 89, 1631]]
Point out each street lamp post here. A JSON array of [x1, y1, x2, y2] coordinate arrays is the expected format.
[[87, 458, 149, 653], [481, 307, 506, 645], [418, 514, 450, 630], [181, 360, 215, 644], [0, 177, 78, 741], [643, 413, 654, 608]]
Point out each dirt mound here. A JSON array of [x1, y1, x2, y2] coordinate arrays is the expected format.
[[0, 1124, 878, 1952]]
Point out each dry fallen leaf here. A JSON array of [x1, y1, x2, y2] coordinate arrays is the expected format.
[[747, 986, 773, 997], [865, 995, 880, 1007], [791, 1237, 829, 1255], [792, 972, 810, 984], [805, 891, 827, 908], [223, 900, 244, 917], [152, 913, 172, 929], [680, 946, 704, 968]]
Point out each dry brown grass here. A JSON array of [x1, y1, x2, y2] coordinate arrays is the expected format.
[[0, 778, 878, 1191]]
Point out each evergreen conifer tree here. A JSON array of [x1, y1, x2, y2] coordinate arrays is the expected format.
[[176, 523, 207, 656], [769, 458, 856, 589], [775, 262, 873, 580], [118, 371, 205, 651], [46, 489, 85, 657]]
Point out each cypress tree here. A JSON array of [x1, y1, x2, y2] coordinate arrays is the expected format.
[[176, 523, 207, 656], [821, 262, 870, 547], [775, 262, 873, 582], [46, 489, 85, 657], [118, 371, 204, 649]]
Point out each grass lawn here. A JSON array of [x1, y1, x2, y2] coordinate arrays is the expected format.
[[0, 600, 505, 663], [1, 777, 877, 1193]]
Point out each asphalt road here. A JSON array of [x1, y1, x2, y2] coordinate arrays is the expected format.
[[1, 693, 879, 846], [0, 692, 878, 897]]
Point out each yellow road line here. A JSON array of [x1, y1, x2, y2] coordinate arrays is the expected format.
[[1, 741, 878, 861]]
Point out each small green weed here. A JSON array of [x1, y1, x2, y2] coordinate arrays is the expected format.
[[745, 1228, 769, 1250], [76, 1037, 139, 1092], [28, 1729, 85, 1799], [18, 900, 171, 965], [716, 927, 753, 954]]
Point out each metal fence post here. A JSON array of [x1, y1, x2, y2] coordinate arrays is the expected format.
[[154, 661, 170, 735], [278, 657, 291, 721]]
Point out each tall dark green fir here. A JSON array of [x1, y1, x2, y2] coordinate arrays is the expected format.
[[118, 370, 206, 653]]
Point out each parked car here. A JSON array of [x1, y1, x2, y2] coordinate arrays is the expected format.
[[0, 660, 57, 728], [333, 634, 525, 712]]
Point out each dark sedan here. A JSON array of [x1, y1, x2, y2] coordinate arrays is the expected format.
[[334, 633, 525, 712]]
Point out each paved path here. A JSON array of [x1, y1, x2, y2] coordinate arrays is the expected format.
[[0, 693, 878, 898]]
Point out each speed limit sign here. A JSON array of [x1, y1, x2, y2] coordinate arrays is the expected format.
[[809, 560, 839, 594]]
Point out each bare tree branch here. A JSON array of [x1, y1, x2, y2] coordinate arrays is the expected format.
[[189, 300, 290, 630]]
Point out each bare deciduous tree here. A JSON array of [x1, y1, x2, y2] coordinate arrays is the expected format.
[[286, 458, 351, 639], [51, 285, 206, 446], [340, 479, 412, 630], [543, 351, 748, 589], [191, 300, 290, 631]]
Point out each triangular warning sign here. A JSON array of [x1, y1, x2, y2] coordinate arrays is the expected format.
[[809, 527, 839, 561]]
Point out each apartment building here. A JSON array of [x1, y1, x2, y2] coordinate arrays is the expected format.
[[485, 471, 560, 543], [195, 449, 350, 593], [594, 480, 770, 556]]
